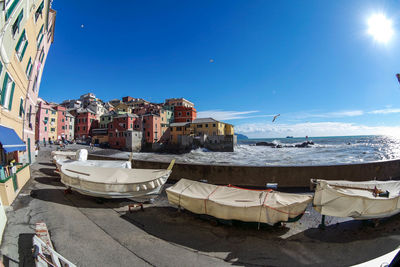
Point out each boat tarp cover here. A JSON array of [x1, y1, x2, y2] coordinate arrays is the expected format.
[[313, 179, 400, 218], [166, 179, 313, 224], [56, 159, 131, 169], [60, 164, 171, 193]]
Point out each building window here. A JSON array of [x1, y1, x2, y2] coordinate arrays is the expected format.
[[15, 30, 28, 61], [51, 128, 55, 132], [62, 126, 65, 130], [186, 112, 189, 116], [51, 111, 56, 115], [51, 118, 55, 122], [213, 124, 216, 127], [205, 124, 208, 128], [37, 24, 44, 48], [77, 126, 80, 131], [178, 112, 181, 116], [35, 1, 44, 22], [176, 127, 182, 131], [12, 9, 23, 36], [1, 73, 15, 110], [18, 98, 24, 117], [109, 133, 113, 137], [69, 125, 72, 130], [147, 131, 150, 137], [28, 105, 32, 125], [123, 124, 126, 128], [110, 124, 113, 129], [83, 126, 86, 131], [5, 0, 20, 21], [62, 119, 64, 122], [130, 124, 133, 128], [197, 124, 202, 128], [39, 48, 45, 63], [186, 119, 190, 122], [26, 58, 33, 79]]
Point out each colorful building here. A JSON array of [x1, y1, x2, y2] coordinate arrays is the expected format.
[[53, 105, 66, 140], [35, 99, 51, 144], [47, 107, 57, 141], [108, 113, 140, 149], [174, 106, 197, 123], [65, 112, 74, 140], [142, 114, 161, 143], [74, 108, 97, 140], [165, 98, 194, 108]]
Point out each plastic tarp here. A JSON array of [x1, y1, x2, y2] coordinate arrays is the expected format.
[[313, 179, 400, 219], [55, 159, 131, 170], [166, 179, 313, 224], [0, 125, 26, 153], [60, 164, 171, 198]]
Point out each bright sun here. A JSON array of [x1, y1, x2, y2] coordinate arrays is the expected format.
[[367, 14, 394, 43]]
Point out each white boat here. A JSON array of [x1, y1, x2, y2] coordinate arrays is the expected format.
[[166, 179, 313, 225], [313, 179, 400, 219], [55, 159, 132, 171], [51, 150, 79, 163], [351, 246, 400, 266], [53, 148, 131, 171], [60, 160, 175, 201]]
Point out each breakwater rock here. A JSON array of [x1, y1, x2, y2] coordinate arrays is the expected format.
[[255, 141, 314, 148]]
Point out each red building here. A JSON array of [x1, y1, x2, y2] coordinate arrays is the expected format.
[[52, 105, 66, 140], [122, 96, 134, 103], [142, 114, 161, 143], [75, 108, 98, 140], [108, 113, 140, 149], [174, 106, 197, 123]]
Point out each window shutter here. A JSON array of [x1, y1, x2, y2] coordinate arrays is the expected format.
[[19, 98, 24, 116], [1, 73, 9, 106], [20, 41, 28, 60], [8, 82, 15, 110], [15, 30, 25, 52]]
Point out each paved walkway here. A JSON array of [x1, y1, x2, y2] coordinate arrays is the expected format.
[[1, 146, 400, 266]]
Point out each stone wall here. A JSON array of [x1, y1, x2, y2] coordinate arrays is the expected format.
[[88, 153, 400, 188]]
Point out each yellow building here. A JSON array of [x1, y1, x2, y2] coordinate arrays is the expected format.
[[190, 118, 234, 136], [169, 118, 234, 144], [47, 107, 57, 140], [0, 0, 56, 231], [114, 102, 132, 113]]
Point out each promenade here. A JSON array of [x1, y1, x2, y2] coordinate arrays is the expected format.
[[1, 145, 400, 266]]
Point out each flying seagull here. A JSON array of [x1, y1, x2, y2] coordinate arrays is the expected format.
[[396, 73, 400, 85], [209, 58, 214, 63], [81, 24, 85, 28], [272, 114, 280, 123]]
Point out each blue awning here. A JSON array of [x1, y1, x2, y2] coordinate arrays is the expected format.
[[0, 125, 26, 153]]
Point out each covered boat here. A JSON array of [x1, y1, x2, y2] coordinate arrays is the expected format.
[[60, 160, 175, 200], [53, 148, 131, 170], [166, 179, 313, 225], [313, 179, 400, 219], [51, 150, 79, 163]]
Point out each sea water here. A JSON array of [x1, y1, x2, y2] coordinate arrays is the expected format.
[[107, 135, 400, 166]]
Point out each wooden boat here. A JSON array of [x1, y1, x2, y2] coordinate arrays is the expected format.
[[313, 179, 400, 219], [33, 222, 76, 267], [60, 160, 175, 201], [166, 179, 313, 225]]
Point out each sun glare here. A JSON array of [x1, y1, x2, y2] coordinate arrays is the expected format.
[[367, 13, 394, 43]]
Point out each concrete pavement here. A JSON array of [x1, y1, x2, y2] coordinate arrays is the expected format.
[[1, 145, 400, 266]]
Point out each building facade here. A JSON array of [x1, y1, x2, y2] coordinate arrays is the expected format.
[[74, 108, 97, 140], [174, 106, 197, 123], [165, 98, 194, 108]]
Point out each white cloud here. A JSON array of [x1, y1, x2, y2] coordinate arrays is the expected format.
[[236, 121, 400, 138], [197, 110, 274, 120], [368, 108, 400, 114], [294, 110, 364, 119]]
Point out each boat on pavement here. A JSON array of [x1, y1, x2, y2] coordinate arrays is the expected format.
[[312, 179, 400, 219], [60, 160, 175, 201], [166, 179, 313, 225]]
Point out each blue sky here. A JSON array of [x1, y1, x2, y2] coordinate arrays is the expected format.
[[41, 0, 400, 137]]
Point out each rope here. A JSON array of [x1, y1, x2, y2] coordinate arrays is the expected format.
[[258, 190, 270, 229], [178, 183, 193, 208], [204, 186, 220, 215]]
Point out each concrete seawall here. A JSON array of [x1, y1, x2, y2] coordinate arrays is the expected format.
[[88, 154, 400, 188]]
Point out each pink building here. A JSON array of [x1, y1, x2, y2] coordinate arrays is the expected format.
[[23, 8, 56, 162], [35, 99, 52, 144]]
